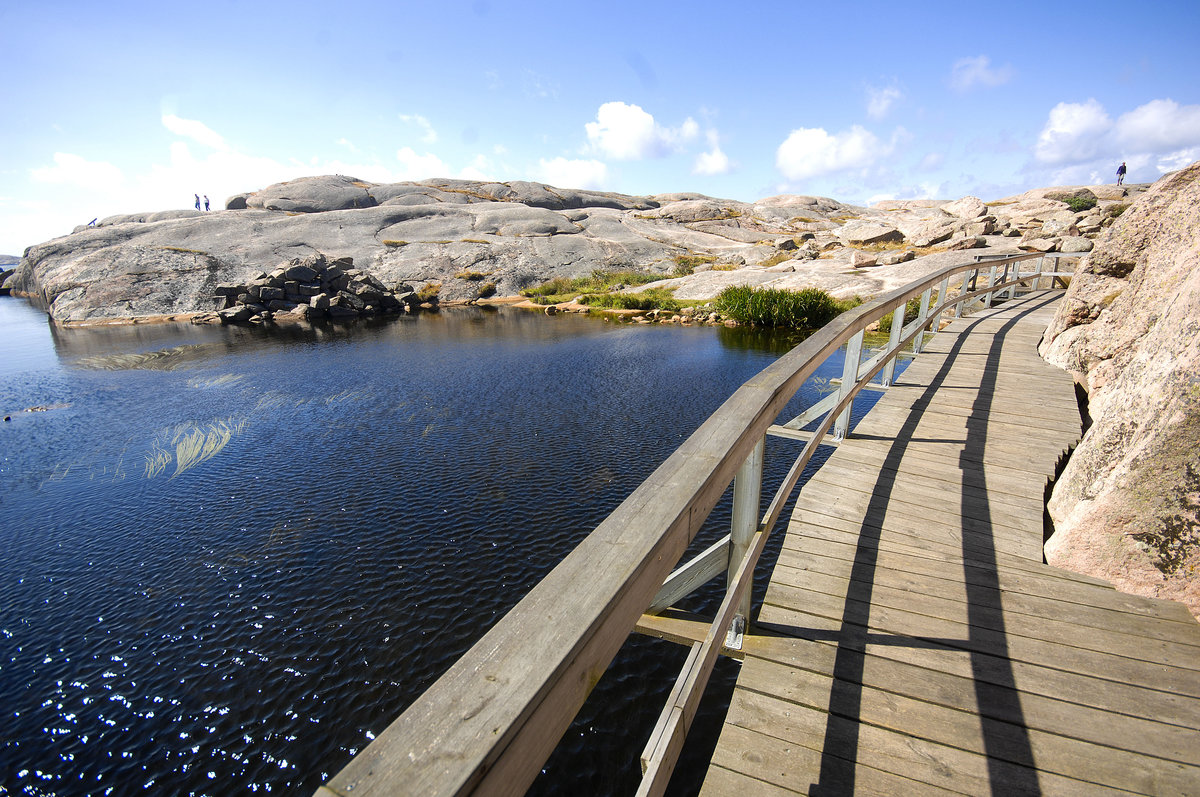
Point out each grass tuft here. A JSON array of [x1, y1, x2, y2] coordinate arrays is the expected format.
[[715, 285, 853, 328], [520, 270, 664, 304]]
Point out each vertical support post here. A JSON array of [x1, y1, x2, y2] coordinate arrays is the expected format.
[[726, 437, 763, 649], [934, 276, 950, 332], [834, 329, 864, 440], [1034, 256, 1045, 290], [1006, 260, 1020, 300], [953, 269, 974, 318], [984, 264, 998, 308], [880, 302, 905, 387], [913, 287, 933, 354]]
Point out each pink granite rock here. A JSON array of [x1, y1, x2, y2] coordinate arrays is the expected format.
[[1040, 160, 1200, 619]]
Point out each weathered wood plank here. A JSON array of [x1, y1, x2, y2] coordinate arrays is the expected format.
[[734, 660, 1200, 792], [737, 635, 1200, 763]]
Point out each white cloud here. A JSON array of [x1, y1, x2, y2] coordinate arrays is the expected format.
[[162, 114, 228, 150], [399, 114, 438, 144], [1115, 99, 1200, 152], [1157, 146, 1200, 173], [776, 125, 890, 181], [693, 130, 732, 176], [31, 152, 125, 190], [395, 147, 449, 181], [585, 101, 698, 160], [458, 154, 497, 182], [534, 157, 607, 189], [866, 83, 902, 120], [1035, 99, 1113, 164], [949, 55, 1013, 91], [1032, 97, 1200, 184]]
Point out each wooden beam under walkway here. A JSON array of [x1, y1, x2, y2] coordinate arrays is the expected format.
[[702, 291, 1200, 796]]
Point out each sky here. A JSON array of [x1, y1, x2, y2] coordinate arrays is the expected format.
[[3, 0, 1200, 256]]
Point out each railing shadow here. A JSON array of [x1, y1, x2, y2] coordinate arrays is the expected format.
[[807, 293, 1061, 797]]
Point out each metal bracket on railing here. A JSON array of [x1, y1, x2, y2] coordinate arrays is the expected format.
[[724, 614, 745, 649]]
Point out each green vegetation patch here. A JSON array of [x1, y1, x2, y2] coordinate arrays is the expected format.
[[416, 282, 442, 302], [455, 270, 490, 281], [578, 288, 680, 312], [672, 253, 717, 276], [1064, 196, 1098, 213], [520, 269, 664, 305], [761, 251, 795, 269], [1107, 203, 1130, 218], [715, 285, 854, 328]]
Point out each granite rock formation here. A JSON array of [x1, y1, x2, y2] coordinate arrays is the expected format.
[[1040, 162, 1200, 618], [9, 174, 1141, 324]]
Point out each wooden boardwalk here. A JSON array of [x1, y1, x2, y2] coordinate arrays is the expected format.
[[701, 291, 1200, 796]]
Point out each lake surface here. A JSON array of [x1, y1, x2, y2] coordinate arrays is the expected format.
[[0, 298, 891, 795]]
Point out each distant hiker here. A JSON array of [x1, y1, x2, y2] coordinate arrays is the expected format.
[[1117, 162, 1127, 185], [194, 193, 201, 211], [204, 195, 210, 211]]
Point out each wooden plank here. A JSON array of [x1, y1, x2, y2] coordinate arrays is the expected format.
[[648, 534, 729, 614], [776, 535, 1200, 630], [754, 585, 1200, 696], [719, 690, 1135, 797], [766, 559, 1200, 666], [737, 635, 1200, 764], [733, 660, 1200, 793], [750, 604, 1200, 730]]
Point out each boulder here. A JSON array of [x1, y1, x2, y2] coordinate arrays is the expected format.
[[244, 175, 377, 213], [1059, 236, 1094, 253], [877, 250, 915, 265], [837, 220, 904, 246], [909, 220, 956, 247], [1045, 187, 1098, 205], [1018, 238, 1059, 253], [946, 235, 986, 251], [940, 196, 987, 219], [1040, 159, 1200, 618]]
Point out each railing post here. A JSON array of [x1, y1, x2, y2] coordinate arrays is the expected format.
[[1007, 261, 1020, 300], [912, 287, 933, 354], [953, 269, 974, 318], [1034, 256, 1045, 290], [984, 264, 998, 308], [880, 302, 905, 387], [834, 329, 864, 440], [934, 276, 951, 331], [726, 436, 763, 649]]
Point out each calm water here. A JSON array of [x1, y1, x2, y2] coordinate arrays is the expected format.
[[0, 298, 887, 796]]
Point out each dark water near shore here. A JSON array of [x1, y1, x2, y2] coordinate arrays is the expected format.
[[0, 299, 889, 796]]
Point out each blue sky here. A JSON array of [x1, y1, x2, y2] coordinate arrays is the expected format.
[[3, 0, 1199, 256]]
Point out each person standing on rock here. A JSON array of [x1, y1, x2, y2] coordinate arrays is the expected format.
[[1117, 162, 1127, 185], [194, 193, 201, 211], [204, 195, 210, 211]]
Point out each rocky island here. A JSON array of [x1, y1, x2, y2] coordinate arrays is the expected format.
[[5, 168, 1195, 618], [7, 174, 1137, 325]]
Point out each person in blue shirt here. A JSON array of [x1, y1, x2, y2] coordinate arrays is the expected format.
[[1117, 162, 1127, 185]]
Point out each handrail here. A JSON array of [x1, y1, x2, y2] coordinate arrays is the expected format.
[[316, 251, 1069, 797]]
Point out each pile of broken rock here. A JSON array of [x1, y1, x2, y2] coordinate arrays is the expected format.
[[202, 254, 423, 325]]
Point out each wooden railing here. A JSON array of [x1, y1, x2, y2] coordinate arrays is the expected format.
[[316, 252, 1075, 797]]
